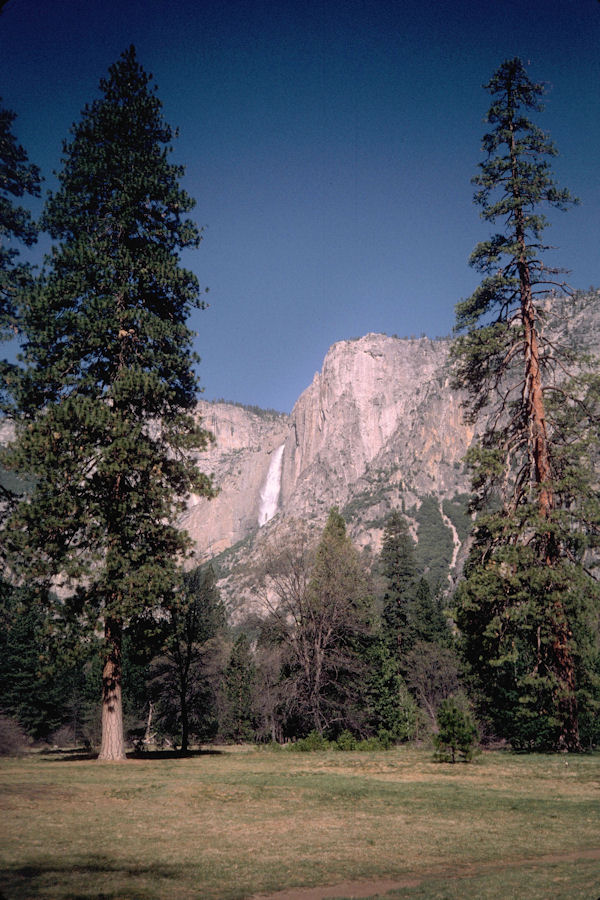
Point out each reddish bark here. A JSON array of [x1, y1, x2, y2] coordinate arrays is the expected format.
[[508, 114, 579, 749], [98, 616, 126, 761]]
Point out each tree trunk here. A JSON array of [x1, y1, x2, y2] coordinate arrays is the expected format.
[[509, 116, 553, 518], [521, 284, 554, 517], [98, 617, 126, 761], [551, 599, 580, 751], [144, 700, 154, 745], [509, 126, 580, 749], [518, 246, 580, 750], [180, 689, 189, 753]]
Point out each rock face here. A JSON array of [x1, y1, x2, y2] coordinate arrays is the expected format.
[[4, 292, 597, 617], [281, 334, 472, 521], [180, 402, 289, 557], [186, 333, 476, 613]]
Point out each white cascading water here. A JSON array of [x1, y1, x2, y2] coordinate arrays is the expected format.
[[258, 444, 285, 526]]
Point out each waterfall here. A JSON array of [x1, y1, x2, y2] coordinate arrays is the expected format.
[[258, 444, 285, 526]]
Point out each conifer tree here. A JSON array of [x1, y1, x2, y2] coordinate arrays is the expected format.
[[149, 564, 226, 751], [411, 578, 448, 646], [452, 58, 600, 750], [0, 48, 214, 760], [221, 633, 257, 743], [0, 100, 40, 416], [0, 101, 40, 341], [380, 511, 416, 655]]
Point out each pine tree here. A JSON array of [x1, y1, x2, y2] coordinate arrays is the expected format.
[[0, 578, 59, 739], [0, 47, 214, 760], [149, 564, 226, 751], [452, 58, 600, 750], [365, 638, 417, 741], [221, 633, 257, 743], [380, 511, 416, 655], [0, 100, 40, 344], [0, 100, 41, 431], [411, 578, 448, 646], [434, 698, 478, 763]]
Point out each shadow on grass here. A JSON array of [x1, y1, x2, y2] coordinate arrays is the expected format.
[[128, 747, 225, 760], [35, 746, 225, 763], [0, 856, 188, 899]]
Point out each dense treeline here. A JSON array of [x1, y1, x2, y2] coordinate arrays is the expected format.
[[0, 507, 463, 750], [1, 51, 599, 757], [3, 497, 597, 753]]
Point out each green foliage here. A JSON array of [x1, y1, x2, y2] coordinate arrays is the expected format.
[[379, 508, 451, 663], [434, 697, 478, 763], [289, 729, 393, 752], [220, 633, 256, 743], [451, 58, 600, 751], [442, 494, 472, 544], [365, 638, 417, 741], [334, 729, 356, 751], [0, 48, 214, 758], [411, 577, 449, 646], [0, 577, 110, 744], [209, 398, 286, 419], [0, 99, 41, 414], [262, 508, 374, 739], [380, 510, 416, 653], [413, 496, 454, 594], [456, 536, 600, 751], [288, 730, 331, 752], [149, 564, 227, 749]]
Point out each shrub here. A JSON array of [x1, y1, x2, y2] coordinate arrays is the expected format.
[[375, 728, 395, 749], [356, 735, 389, 752], [0, 715, 28, 756], [434, 697, 478, 763], [335, 730, 357, 751], [288, 730, 331, 752]]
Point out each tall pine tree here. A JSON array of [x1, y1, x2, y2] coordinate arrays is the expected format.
[[452, 59, 600, 750], [1, 47, 214, 760], [220, 633, 257, 743], [0, 100, 40, 346], [0, 99, 41, 430], [380, 511, 416, 655]]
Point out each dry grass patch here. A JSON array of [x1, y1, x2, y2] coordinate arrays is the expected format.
[[0, 746, 598, 899]]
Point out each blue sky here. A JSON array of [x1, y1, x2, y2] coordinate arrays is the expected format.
[[2, 0, 599, 412]]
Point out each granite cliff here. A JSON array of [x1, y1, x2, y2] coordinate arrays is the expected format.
[[3, 292, 596, 617], [185, 332, 476, 615]]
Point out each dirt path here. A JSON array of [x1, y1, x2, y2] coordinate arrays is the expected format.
[[250, 848, 600, 900]]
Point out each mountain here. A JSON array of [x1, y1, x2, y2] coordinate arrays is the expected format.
[[2, 291, 597, 618], [185, 332, 476, 617]]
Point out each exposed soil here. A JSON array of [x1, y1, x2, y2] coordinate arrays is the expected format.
[[251, 848, 600, 900]]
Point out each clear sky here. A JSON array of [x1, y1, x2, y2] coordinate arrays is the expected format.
[[1, 0, 599, 412]]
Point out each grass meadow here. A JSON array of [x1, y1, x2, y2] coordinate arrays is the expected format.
[[0, 745, 598, 899]]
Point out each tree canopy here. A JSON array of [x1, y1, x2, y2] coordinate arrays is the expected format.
[[0, 100, 41, 421], [452, 58, 600, 751], [0, 47, 214, 759]]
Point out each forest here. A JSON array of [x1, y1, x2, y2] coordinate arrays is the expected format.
[[1, 49, 599, 762]]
